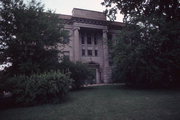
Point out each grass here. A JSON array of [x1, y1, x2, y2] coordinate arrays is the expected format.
[[0, 85, 180, 120]]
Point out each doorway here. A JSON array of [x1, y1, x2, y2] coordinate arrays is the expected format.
[[87, 62, 101, 84]]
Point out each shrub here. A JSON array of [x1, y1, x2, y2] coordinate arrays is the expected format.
[[59, 59, 93, 89], [7, 71, 73, 106]]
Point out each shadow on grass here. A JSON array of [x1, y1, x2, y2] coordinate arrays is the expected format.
[[0, 86, 96, 110], [1, 84, 180, 111]]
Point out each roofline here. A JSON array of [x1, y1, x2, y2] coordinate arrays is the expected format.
[[73, 8, 105, 14], [58, 13, 72, 17]]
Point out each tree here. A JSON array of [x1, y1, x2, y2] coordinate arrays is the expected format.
[[0, 0, 68, 77], [102, 0, 180, 87], [59, 58, 94, 89]]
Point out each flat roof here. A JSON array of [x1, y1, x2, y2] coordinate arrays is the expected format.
[[72, 8, 106, 21]]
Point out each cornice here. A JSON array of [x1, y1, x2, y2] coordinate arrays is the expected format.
[[71, 17, 109, 26], [60, 16, 125, 30]]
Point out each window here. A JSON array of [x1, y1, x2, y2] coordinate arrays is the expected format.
[[62, 30, 70, 44], [63, 51, 70, 56], [81, 34, 85, 44], [87, 35, 92, 44], [94, 34, 97, 45], [63, 51, 70, 61], [82, 49, 85, 56], [95, 50, 98, 56], [63, 55, 70, 61], [88, 50, 92, 56]]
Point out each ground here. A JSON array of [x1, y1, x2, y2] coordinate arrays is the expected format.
[[0, 85, 180, 120]]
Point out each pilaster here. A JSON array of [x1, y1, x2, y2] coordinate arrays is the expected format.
[[73, 27, 80, 61], [102, 29, 110, 83]]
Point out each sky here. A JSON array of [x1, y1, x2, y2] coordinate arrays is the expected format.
[[39, 0, 123, 22]]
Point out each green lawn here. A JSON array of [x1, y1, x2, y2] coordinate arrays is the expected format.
[[0, 85, 180, 120]]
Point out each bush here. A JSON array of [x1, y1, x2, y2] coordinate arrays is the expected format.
[[59, 59, 93, 89], [7, 71, 73, 106]]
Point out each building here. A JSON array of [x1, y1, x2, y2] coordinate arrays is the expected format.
[[58, 8, 124, 84]]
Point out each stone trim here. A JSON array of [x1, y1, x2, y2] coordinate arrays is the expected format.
[[60, 16, 124, 30], [74, 23, 107, 30]]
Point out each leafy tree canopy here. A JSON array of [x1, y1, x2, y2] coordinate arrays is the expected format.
[[102, 0, 180, 87], [0, 0, 68, 76], [102, 0, 179, 22]]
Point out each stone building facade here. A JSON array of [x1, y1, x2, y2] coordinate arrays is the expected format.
[[58, 8, 124, 84]]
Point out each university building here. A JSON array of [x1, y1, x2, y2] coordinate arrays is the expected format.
[[58, 8, 124, 84]]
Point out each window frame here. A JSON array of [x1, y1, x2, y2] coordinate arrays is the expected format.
[[81, 34, 85, 44], [87, 49, 93, 56], [94, 34, 97, 45], [95, 50, 98, 56], [82, 49, 85, 56], [87, 34, 92, 44]]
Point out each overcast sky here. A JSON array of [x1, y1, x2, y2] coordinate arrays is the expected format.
[[39, 0, 123, 22]]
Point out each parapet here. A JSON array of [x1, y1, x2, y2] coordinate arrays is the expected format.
[[72, 8, 106, 21]]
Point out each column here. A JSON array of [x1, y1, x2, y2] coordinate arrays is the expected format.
[[102, 29, 110, 83], [73, 27, 80, 62], [96, 68, 100, 84]]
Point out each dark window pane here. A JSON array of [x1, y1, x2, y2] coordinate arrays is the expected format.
[[87, 35, 91, 44], [94, 34, 97, 45], [88, 50, 92, 56], [62, 30, 70, 44], [63, 51, 70, 60], [63, 55, 70, 61], [82, 49, 85, 56], [95, 50, 98, 56], [81, 35, 85, 44]]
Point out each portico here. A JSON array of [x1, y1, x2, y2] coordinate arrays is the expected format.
[[58, 8, 124, 83]]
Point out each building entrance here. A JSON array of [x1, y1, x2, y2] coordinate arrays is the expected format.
[[88, 62, 101, 84]]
